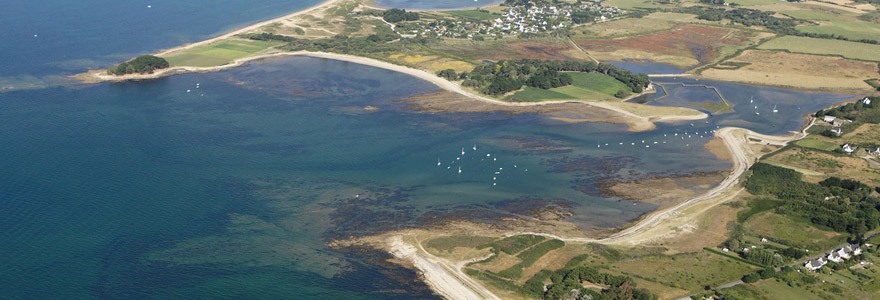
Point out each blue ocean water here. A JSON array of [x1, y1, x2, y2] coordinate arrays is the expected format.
[[0, 0, 857, 298]]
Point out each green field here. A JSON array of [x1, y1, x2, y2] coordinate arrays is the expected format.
[[507, 72, 630, 102], [441, 10, 499, 21], [744, 212, 845, 250], [751, 280, 826, 300], [758, 36, 880, 61], [164, 39, 282, 67], [604, 0, 668, 9], [506, 87, 577, 102], [796, 21, 880, 44], [426, 235, 496, 253], [782, 9, 844, 21], [608, 250, 759, 293], [725, 0, 781, 6], [795, 138, 841, 151]]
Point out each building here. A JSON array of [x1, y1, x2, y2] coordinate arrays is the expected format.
[[843, 144, 855, 153], [805, 258, 827, 271], [843, 244, 862, 256], [830, 126, 843, 136], [823, 116, 836, 123], [869, 147, 880, 156], [862, 97, 872, 105], [828, 251, 843, 263]]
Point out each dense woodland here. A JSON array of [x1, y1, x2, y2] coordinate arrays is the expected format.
[[454, 59, 649, 96], [107, 55, 169, 75], [382, 8, 420, 23], [745, 162, 880, 237]]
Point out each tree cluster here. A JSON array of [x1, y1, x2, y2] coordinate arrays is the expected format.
[[745, 162, 880, 236], [382, 8, 419, 23], [465, 59, 649, 96], [816, 97, 879, 124], [536, 266, 657, 300], [570, 11, 602, 24], [107, 55, 169, 75]]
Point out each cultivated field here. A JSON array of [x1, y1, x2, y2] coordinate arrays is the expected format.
[[701, 50, 879, 89], [163, 40, 282, 67], [796, 19, 880, 42], [506, 72, 633, 102], [758, 36, 880, 61], [743, 211, 846, 250], [607, 250, 759, 293], [795, 138, 840, 151]]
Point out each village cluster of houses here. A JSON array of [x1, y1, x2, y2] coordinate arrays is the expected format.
[[805, 244, 863, 271], [822, 97, 879, 156], [402, 2, 622, 39]]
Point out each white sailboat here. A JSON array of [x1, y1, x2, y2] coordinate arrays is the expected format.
[[461, 148, 465, 156], [473, 144, 477, 151], [773, 104, 778, 113], [458, 166, 461, 174], [437, 158, 441, 166]]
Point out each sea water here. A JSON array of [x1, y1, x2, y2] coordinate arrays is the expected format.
[[0, 0, 856, 298]]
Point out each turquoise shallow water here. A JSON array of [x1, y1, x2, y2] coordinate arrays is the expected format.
[[0, 0, 858, 297]]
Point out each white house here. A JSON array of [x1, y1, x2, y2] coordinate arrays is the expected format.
[[828, 251, 843, 263], [844, 244, 862, 256], [862, 97, 871, 105], [838, 248, 851, 260], [869, 147, 880, 156], [843, 144, 855, 153], [823, 116, 836, 123]]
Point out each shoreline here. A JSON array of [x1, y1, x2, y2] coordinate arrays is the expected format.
[[386, 125, 811, 300], [76, 50, 708, 129]]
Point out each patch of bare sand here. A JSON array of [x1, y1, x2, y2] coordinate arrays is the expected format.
[[401, 91, 658, 132], [705, 135, 732, 161], [600, 171, 728, 209]]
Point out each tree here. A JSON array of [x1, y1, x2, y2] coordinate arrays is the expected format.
[[437, 69, 457, 80], [107, 55, 169, 75], [742, 272, 761, 283], [383, 8, 419, 23]]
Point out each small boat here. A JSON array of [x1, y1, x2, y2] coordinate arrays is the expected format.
[[461, 148, 465, 155], [437, 158, 441, 166], [458, 166, 461, 174], [773, 104, 778, 113], [749, 96, 753, 103], [473, 144, 477, 151]]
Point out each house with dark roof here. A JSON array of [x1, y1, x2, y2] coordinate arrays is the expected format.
[[805, 258, 827, 271]]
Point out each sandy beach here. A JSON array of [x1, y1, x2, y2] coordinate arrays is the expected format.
[[384, 124, 813, 300]]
